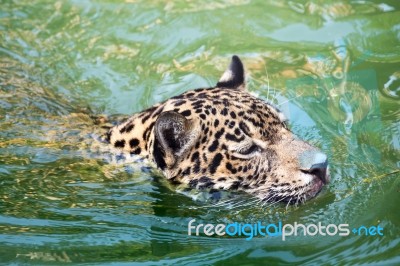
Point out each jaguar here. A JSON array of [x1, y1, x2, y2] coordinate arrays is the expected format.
[[105, 56, 329, 204]]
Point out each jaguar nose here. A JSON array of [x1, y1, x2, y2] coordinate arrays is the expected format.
[[300, 151, 329, 184]]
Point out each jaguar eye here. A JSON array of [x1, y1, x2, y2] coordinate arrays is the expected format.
[[282, 120, 290, 130], [238, 144, 261, 155]]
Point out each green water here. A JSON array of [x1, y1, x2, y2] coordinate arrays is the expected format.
[[1, 0, 399, 264]]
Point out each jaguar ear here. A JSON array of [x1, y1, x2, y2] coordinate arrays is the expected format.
[[216, 55, 246, 90], [153, 111, 199, 170]]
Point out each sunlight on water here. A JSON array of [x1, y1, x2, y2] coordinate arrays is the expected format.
[[0, 0, 399, 264]]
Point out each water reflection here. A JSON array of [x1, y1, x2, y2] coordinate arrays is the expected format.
[[382, 70, 400, 99], [1, 0, 399, 264]]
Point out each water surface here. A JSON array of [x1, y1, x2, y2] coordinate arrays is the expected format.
[[0, 0, 399, 264]]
